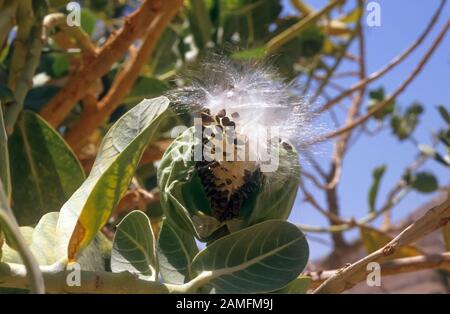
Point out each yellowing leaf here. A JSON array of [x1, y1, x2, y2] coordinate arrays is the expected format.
[[360, 225, 423, 259], [57, 97, 169, 261], [339, 8, 362, 24]]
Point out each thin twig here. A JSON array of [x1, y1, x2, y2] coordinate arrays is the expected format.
[[267, 0, 344, 53], [316, 0, 446, 114], [321, 20, 449, 141]]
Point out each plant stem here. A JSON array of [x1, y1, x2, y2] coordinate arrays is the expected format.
[[266, 0, 344, 53], [0, 261, 180, 293], [40, 0, 175, 127], [7, 0, 33, 90], [0, 0, 18, 47], [0, 185, 44, 294], [4, 2, 44, 134], [42, 13, 97, 57]]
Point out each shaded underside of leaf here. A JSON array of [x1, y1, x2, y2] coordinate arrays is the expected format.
[[368, 165, 386, 213], [191, 220, 309, 293], [57, 97, 169, 261], [111, 210, 157, 279], [0, 104, 11, 203], [157, 219, 198, 285], [9, 110, 85, 226]]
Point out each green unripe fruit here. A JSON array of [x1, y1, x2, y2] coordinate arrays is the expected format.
[[158, 109, 300, 242]]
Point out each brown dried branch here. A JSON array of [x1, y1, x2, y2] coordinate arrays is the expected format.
[[320, 9, 367, 249], [313, 197, 450, 293], [307, 252, 450, 290], [40, 0, 171, 127], [315, 0, 446, 114], [42, 13, 97, 58], [64, 1, 182, 151], [112, 188, 160, 221], [299, 177, 347, 225]]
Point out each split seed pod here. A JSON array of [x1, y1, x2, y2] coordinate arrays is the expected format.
[[158, 58, 315, 242]]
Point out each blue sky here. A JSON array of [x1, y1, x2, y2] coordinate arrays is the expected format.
[[282, 0, 450, 259]]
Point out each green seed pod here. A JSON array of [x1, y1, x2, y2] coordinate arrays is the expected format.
[[158, 117, 300, 242], [158, 57, 315, 242]]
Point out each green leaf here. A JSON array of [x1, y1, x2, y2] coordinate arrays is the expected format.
[[188, 0, 214, 49], [57, 97, 169, 261], [390, 102, 424, 140], [221, 0, 282, 45], [274, 276, 311, 294], [24, 86, 60, 112], [0, 84, 14, 103], [111, 211, 157, 280], [80, 8, 96, 36], [190, 220, 309, 293], [367, 87, 395, 120], [8, 111, 85, 226], [438, 129, 450, 148], [368, 165, 386, 213], [437, 105, 450, 125], [339, 7, 362, 24], [51, 54, 70, 78], [418, 144, 450, 167], [411, 172, 438, 193], [123, 77, 169, 106], [232, 46, 266, 60], [150, 27, 179, 76], [0, 104, 11, 203], [157, 219, 199, 285]]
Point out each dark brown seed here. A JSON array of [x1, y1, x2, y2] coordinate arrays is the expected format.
[[282, 142, 293, 151], [221, 116, 230, 125], [217, 109, 226, 118], [201, 112, 214, 124]]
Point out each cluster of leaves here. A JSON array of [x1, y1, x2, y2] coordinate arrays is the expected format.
[[418, 106, 450, 169], [1, 0, 446, 294], [1, 0, 343, 293], [0, 97, 309, 293], [366, 87, 442, 211]]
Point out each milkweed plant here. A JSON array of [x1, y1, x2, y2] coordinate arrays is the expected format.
[[0, 58, 315, 294]]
